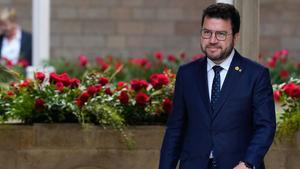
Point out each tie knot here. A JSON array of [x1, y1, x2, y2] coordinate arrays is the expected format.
[[212, 65, 223, 73]]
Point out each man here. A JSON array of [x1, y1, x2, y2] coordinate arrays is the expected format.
[[159, 3, 276, 169], [0, 8, 32, 65]]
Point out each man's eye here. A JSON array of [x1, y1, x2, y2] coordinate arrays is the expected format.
[[217, 32, 227, 36], [203, 30, 211, 34]]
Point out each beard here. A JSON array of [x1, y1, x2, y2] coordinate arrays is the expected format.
[[201, 40, 234, 63]]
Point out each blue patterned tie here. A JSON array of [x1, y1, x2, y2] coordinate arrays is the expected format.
[[211, 65, 223, 113]]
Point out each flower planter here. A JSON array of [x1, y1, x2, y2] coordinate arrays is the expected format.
[[0, 124, 298, 169], [0, 124, 164, 169], [265, 131, 300, 169]]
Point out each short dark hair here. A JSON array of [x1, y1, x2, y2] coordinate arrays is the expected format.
[[201, 3, 240, 35]]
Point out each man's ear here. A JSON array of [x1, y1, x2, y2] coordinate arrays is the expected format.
[[233, 32, 240, 43]]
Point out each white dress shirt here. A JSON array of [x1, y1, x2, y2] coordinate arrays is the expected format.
[[207, 49, 234, 100], [207, 49, 234, 159], [1, 27, 22, 64]]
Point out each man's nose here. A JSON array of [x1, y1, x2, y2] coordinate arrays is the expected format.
[[209, 33, 218, 43]]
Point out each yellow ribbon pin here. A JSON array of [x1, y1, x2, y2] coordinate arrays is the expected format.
[[235, 66, 242, 72]]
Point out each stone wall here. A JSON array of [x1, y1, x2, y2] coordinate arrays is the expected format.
[[0, 124, 299, 169], [0, 0, 299, 60], [0, 124, 164, 169], [0, 0, 214, 59], [260, 0, 300, 59]]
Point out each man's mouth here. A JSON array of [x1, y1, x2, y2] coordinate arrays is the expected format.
[[206, 46, 220, 52]]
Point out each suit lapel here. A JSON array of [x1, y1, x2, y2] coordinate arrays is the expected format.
[[195, 58, 212, 116], [0, 35, 3, 58], [212, 51, 244, 120]]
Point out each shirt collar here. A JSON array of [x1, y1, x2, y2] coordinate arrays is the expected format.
[[15, 27, 22, 40], [207, 49, 235, 72]]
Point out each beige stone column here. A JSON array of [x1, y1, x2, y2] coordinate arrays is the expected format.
[[234, 0, 260, 60], [32, 0, 50, 66]]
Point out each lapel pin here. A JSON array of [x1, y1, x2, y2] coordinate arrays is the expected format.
[[235, 66, 242, 72]]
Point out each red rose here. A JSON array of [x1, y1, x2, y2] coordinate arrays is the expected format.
[[130, 79, 149, 91], [2, 57, 13, 68], [167, 54, 177, 62], [50, 73, 73, 87], [297, 62, 300, 71], [96, 57, 109, 71], [58, 73, 71, 86], [75, 92, 90, 107], [17, 58, 29, 68], [6, 91, 14, 97], [50, 73, 59, 84], [279, 70, 289, 80], [87, 85, 101, 95], [150, 74, 170, 89], [130, 58, 151, 68], [19, 79, 31, 88], [145, 62, 152, 69], [289, 85, 300, 98], [99, 77, 109, 86], [293, 86, 300, 98], [101, 62, 109, 71], [163, 98, 173, 113], [283, 84, 300, 98], [70, 78, 80, 88], [55, 82, 64, 91], [116, 81, 128, 91], [272, 51, 281, 61], [35, 72, 45, 82], [105, 88, 113, 95], [135, 92, 149, 107], [180, 52, 186, 60], [154, 51, 163, 61], [79, 55, 88, 66], [35, 98, 45, 109], [75, 99, 83, 107], [79, 92, 90, 103], [118, 91, 129, 104], [280, 49, 289, 56], [140, 58, 149, 67], [282, 83, 295, 94], [273, 90, 281, 102], [267, 58, 276, 68]]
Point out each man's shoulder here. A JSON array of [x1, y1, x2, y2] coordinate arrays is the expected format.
[[0, 34, 4, 41], [237, 53, 268, 73]]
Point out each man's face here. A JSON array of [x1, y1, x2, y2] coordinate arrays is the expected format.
[[200, 16, 238, 64], [0, 20, 14, 35]]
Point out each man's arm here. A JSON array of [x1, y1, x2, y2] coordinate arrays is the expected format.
[[159, 67, 187, 169], [243, 68, 276, 168]]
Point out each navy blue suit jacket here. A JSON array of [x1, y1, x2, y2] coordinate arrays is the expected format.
[[0, 30, 32, 65], [159, 51, 276, 169]]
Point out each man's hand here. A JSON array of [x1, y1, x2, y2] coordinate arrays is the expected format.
[[233, 162, 251, 169]]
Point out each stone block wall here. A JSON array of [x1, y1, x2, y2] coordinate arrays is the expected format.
[[0, 124, 299, 169], [0, 0, 214, 59], [0, 0, 299, 60], [260, 0, 300, 59], [0, 124, 165, 169]]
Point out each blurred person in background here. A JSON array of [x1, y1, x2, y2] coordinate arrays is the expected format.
[[0, 8, 32, 66]]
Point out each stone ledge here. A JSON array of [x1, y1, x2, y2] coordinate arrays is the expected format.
[[0, 124, 298, 169]]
